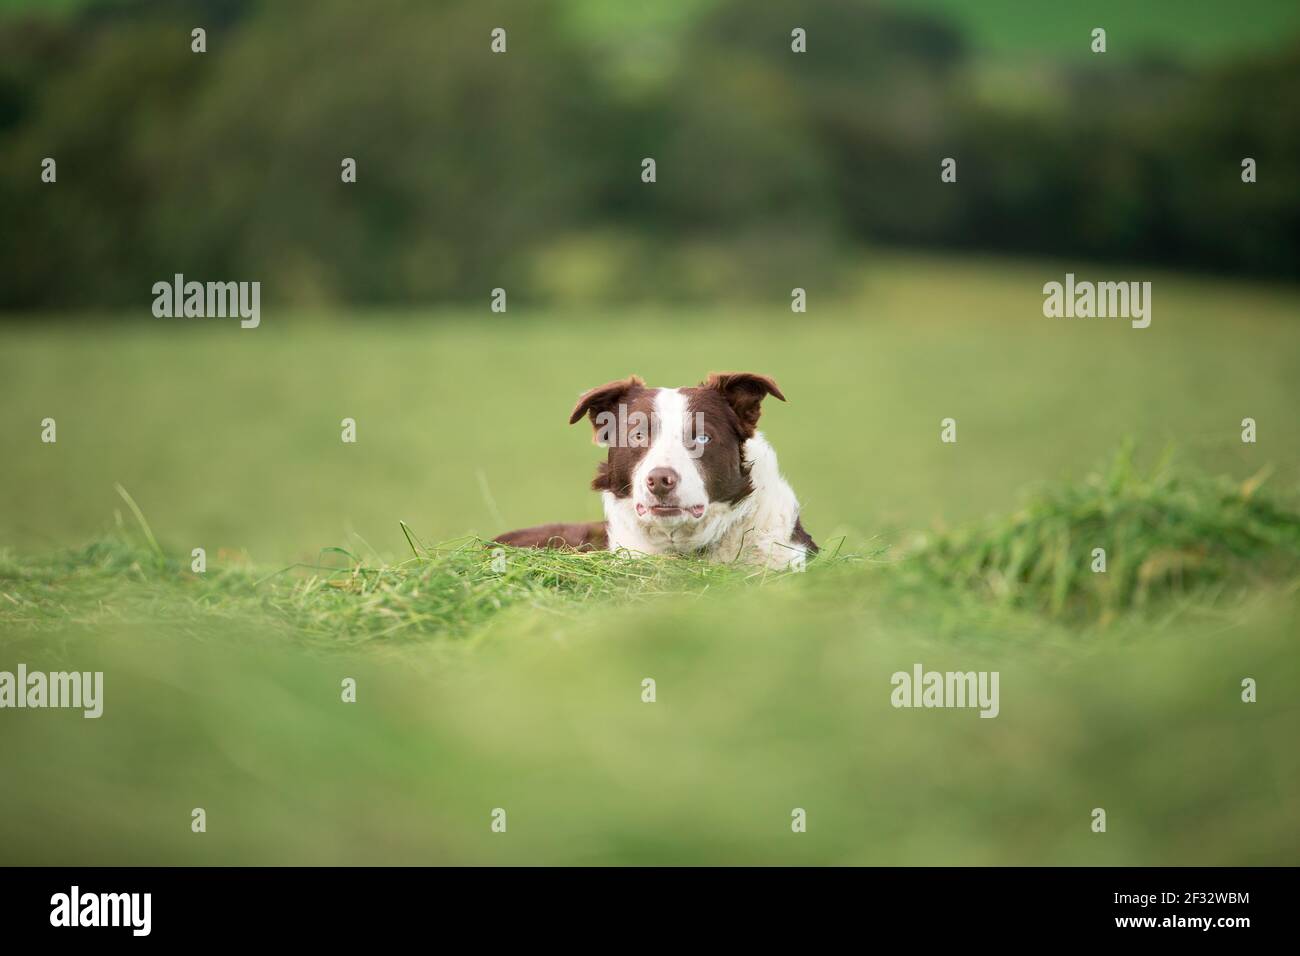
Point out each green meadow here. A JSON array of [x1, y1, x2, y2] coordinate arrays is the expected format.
[[2, 253, 1298, 864]]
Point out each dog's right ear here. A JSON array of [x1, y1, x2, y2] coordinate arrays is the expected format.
[[568, 376, 645, 431]]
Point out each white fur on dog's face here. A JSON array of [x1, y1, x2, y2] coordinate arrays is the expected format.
[[631, 389, 708, 525]]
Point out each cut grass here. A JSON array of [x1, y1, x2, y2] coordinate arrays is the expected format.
[[2, 447, 1295, 644], [0, 523, 859, 644], [908, 445, 1300, 622]]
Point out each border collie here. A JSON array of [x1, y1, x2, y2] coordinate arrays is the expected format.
[[495, 372, 816, 569]]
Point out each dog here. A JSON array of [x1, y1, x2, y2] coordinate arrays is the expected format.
[[494, 372, 816, 569]]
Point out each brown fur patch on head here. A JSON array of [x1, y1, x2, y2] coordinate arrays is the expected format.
[[680, 385, 757, 504], [568, 375, 646, 426], [569, 375, 656, 498], [699, 372, 785, 437]]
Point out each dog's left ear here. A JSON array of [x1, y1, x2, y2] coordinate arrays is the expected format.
[[701, 372, 786, 435], [568, 375, 645, 429]]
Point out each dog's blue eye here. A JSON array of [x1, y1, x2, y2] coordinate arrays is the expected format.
[[695, 434, 710, 445]]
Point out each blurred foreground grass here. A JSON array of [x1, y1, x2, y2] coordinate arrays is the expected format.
[[0, 546, 1296, 865]]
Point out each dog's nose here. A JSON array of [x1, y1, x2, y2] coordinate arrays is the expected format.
[[646, 467, 679, 499]]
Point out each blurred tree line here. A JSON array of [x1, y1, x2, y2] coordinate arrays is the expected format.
[[1, 0, 1296, 312]]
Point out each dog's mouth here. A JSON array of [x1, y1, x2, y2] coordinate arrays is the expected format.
[[636, 503, 706, 519]]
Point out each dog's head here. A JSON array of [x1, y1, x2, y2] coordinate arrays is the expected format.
[[568, 372, 785, 526]]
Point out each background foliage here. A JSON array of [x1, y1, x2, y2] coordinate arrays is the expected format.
[[1, 0, 1297, 311]]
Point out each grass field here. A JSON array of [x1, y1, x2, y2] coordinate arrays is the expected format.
[[2, 253, 1298, 864]]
